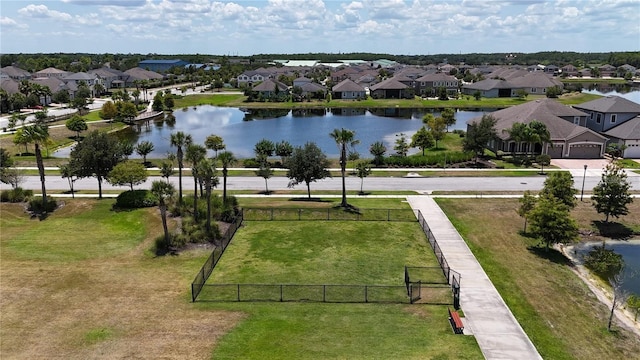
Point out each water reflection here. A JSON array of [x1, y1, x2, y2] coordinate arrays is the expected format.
[[57, 106, 490, 159]]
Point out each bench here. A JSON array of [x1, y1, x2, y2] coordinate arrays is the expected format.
[[448, 307, 464, 334]]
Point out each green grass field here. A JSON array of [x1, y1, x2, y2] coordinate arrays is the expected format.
[[437, 198, 640, 360], [197, 219, 481, 359]]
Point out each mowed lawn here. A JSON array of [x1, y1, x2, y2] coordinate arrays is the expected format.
[[201, 219, 482, 359], [1, 197, 482, 359], [0, 200, 242, 359], [437, 198, 640, 360]]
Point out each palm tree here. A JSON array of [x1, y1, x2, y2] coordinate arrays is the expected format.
[[217, 151, 236, 204], [185, 143, 207, 218], [369, 141, 387, 166], [151, 180, 175, 248], [502, 122, 527, 159], [205, 134, 226, 158], [135, 140, 155, 165], [20, 124, 50, 210], [169, 131, 192, 205], [330, 128, 358, 208], [195, 158, 218, 233], [529, 121, 550, 158]]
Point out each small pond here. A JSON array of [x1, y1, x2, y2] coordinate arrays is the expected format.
[[573, 240, 640, 296], [56, 107, 490, 158]]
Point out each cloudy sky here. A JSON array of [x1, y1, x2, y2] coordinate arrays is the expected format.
[[1, 0, 638, 55]]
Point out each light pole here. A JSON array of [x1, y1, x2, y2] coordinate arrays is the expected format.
[[580, 164, 587, 201]]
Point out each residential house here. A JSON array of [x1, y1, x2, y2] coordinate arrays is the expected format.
[[462, 78, 516, 98], [297, 82, 327, 98], [561, 64, 579, 77], [0, 66, 31, 80], [603, 116, 640, 158], [31, 77, 68, 104], [509, 72, 563, 96], [252, 79, 289, 98], [236, 69, 271, 87], [332, 79, 366, 100], [88, 67, 128, 90], [123, 67, 163, 87], [33, 67, 71, 79], [573, 96, 640, 133], [468, 98, 607, 158], [598, 64, 617, 77], [292, 76, 313, 88], [415, 73, 459, 96], [369, 77, 413, 99]]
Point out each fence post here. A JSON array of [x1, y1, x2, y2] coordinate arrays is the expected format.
[[280, 284, 283, 302], [387, 209, 390, 221], [323, 285, 326, 302], [327, 208, 330, 220], [191, 283, 196, 302], [298, 208, 301, 221], [237, 284, 240, 302], [365, 285, 368, 303], [271, 208, 274, 221]]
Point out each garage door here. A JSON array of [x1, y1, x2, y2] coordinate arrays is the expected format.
[[623, 143, 640, 158], [568, 144, 602, 159]]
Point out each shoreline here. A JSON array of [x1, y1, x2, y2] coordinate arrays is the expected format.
[[562, 240, 640, 337]]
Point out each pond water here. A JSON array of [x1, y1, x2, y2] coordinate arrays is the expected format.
[[573, 240, 640, 296], [56, 107, 490, 158], [580, 83, 640, 103]]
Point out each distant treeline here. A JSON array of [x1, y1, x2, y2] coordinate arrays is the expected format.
[[2, 51, 639, 72]]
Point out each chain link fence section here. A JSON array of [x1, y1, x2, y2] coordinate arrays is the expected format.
[[243, 207, 416, 222]]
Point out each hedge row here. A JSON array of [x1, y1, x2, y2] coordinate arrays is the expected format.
[[383, 152, 474, 167]]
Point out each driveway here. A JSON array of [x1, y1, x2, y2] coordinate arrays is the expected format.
[[551, 158, 613, 177]]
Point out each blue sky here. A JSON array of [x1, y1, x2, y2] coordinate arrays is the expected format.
[[1, 0, 639, 55]]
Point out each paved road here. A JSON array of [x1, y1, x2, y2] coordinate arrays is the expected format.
[[4, 174, 633, 193]]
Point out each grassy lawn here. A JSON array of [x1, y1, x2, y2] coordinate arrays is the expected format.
[[174, 91, 600, 110], [436, 198, 640, 360], [0, 199, 241, 359], [198, 219, 482, 359], [1, 197, 482, 359]]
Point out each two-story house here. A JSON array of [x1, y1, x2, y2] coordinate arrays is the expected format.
[[414, 73, 459, 97]]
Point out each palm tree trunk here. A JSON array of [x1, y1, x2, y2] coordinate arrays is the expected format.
[[193, 175, 198, 219], [177, 156, 183, 205], [265, 178, 269, 194], [160, 203, 169, 246], [223, 169, 228, 204], [35, 143, 47, 209], [97, 176, 103, 199], [340, 144, 347, 207], [205, 187, 212, 233]]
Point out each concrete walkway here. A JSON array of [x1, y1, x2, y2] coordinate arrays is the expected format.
[[407, 195, 543, 360]]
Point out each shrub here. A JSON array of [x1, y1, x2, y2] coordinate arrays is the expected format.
[[243, 158, 260, 168], [384, 152, 474, 167], [0, 187, 33, 203], [28, 196, 57, 213], [115, 190, 158, 209]]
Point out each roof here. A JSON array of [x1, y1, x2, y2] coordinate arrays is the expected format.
[[34, 67, 69, 75], [467, 98, 604, 141], [124, 67, 164, 80], [463, 78, 516, 90], [603, 116, 640, 140], [63, 72, 98, 81], [0, 66, 31, 78], [299, 82, 326, 92], [415, 72, 457, 82], [88, 67, 125, 77], [283, 60, 319, 67], [369, 78, 409, 91], [510, 72, 562, 88], [32, 77, 67, 93], [332, 78, 365, 92], [573, 95, 640, 114], [252, 79, 288, 92], [0, 78, 20, 94]]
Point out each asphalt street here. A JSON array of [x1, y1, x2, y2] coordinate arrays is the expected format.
[[3, 174, 636, 193]]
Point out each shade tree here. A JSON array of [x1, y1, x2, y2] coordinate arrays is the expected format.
[[286, 142, 331, 198]]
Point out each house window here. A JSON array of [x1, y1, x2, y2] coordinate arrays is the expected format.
[[574, 117, 580, 125], [596, 113, 602, 124], [611, 114, 617, 123], [590, 113, 594, 120], [531, 88, 536, 93]]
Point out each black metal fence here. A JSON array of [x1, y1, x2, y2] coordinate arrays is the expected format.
[[416, 210, 462, 309], [243, 207, 416, 222], [191, 211, 244, 302], [196, 282, 452, 304]]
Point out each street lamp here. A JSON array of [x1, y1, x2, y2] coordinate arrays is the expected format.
[[580, 164, 588, 201]]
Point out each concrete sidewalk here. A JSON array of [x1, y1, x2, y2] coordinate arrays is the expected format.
[[407, 195, 542, 360]]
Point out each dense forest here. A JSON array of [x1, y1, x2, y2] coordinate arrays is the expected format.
[[1, 51, 639, 73]]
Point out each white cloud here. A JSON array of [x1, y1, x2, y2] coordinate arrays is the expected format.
[[0, 16, 28, 29], [18, 4, 73, 21]]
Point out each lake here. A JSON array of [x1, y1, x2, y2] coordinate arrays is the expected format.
[[56, 107, 489, 159]]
